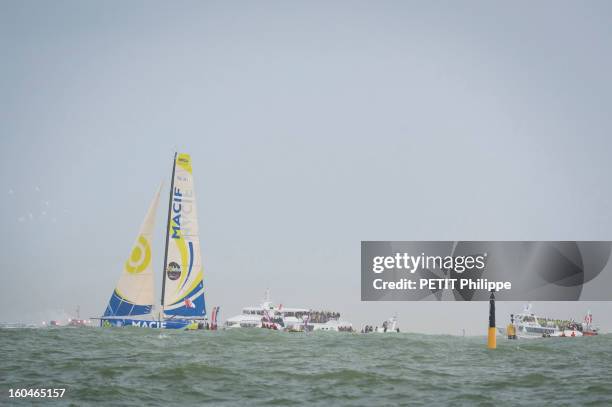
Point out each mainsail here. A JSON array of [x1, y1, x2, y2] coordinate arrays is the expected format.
[[162, 153, 206, 318], [103, 186, 161, 317]]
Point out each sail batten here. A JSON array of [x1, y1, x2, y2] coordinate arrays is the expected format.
[[162, 153, 206, 318]]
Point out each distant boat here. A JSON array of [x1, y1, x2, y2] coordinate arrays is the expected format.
[[224, 291, 353, 332], [581, 310, 599, 336], [42, 307, 91, 327], [99, 153, 207, 330], [67, 306, 88, 327], [375, 316, 400, 333], [360, 316, 400, 333], [499, 304, 582, 339]]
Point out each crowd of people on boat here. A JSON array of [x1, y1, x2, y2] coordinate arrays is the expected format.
[[381, 320, 399, 332], [360, 320, 400, 333], [361, 325, 375, 333], [261, 314, 284, 329], [308, 310, 340, 323], [261, 321, 280, 330], [537, 317, 580, 331]]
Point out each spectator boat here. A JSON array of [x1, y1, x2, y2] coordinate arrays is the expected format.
[[499, 304, 583, 339], [375, 316, 400, 333], [581, 310, 599, 336], [224, 292, 353, 332], [361, 316, 400, 333]]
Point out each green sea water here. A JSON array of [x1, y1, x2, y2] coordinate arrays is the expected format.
[[1, 328, 611, 406]]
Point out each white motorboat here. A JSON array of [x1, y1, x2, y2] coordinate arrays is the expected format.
[[375, 316, 400, 333], [499, 304, 582, 339], [361, 316, 400, 333], [224, 292, 353, 332]]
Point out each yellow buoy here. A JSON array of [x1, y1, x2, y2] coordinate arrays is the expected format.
[[488, 326, 497, 349], [507, 323, 516, 339]]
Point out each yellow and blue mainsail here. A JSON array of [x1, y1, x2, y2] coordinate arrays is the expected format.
[[103, 186, 161, 317], [162, 153, 206, 318]]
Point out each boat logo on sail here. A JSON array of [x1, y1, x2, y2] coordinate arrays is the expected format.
[[171, 187, 182, 239], [167, 261, 181, 280], [125, 235, 151, 274]]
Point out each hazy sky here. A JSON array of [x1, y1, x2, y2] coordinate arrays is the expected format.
[[1, 1, 612, 334]]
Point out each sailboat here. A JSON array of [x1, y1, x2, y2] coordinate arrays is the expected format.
[[99, 153, 207, 329]]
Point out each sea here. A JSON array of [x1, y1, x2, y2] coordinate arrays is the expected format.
[[1, 328, 611, 406]]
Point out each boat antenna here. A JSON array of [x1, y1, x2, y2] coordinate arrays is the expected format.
[[161, 152, 178, 308]]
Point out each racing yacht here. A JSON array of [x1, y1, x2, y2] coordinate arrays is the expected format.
[[98, 153, 208, 329]]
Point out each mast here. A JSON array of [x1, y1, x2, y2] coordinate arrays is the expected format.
[[161, 152, 177, 308]]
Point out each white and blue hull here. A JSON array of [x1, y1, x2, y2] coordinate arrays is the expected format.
[[100, 318, 195, 330]]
